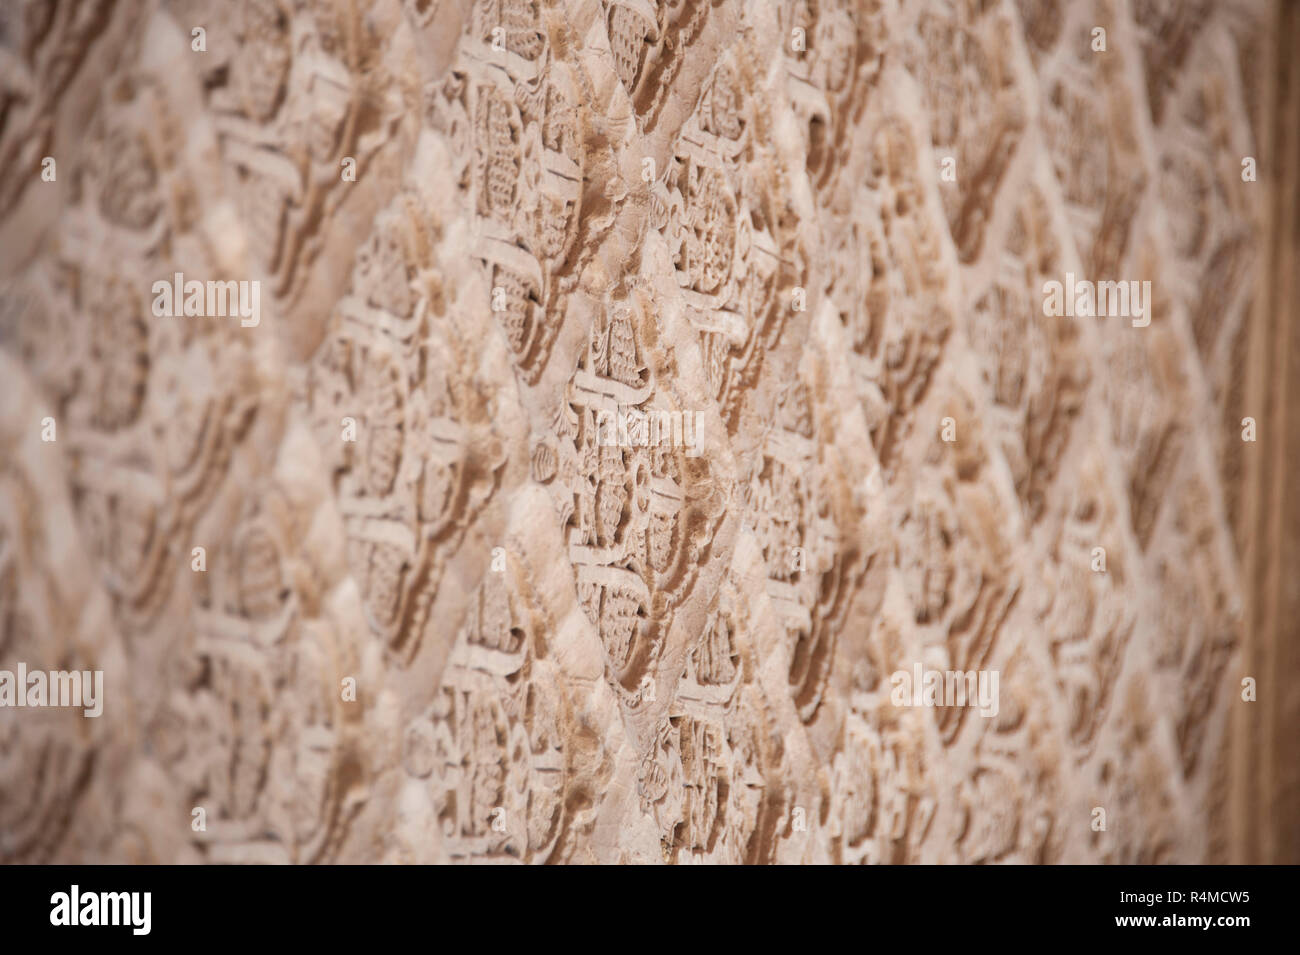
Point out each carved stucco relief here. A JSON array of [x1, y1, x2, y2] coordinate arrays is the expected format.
[[0, 0, 1295, 863]]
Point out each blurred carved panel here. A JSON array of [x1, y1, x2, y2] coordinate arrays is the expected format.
[[0, 0, 1295, 863]]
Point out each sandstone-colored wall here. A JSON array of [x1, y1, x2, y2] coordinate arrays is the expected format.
[[0, 0, 1295, 863]]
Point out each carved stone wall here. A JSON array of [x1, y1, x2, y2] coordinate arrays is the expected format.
[[1, 0, 1296, 863]]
